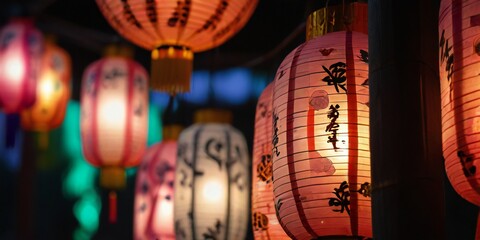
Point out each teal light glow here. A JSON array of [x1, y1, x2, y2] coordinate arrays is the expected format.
[[147, 103, 162, 146], [73, 190, 101, 233]]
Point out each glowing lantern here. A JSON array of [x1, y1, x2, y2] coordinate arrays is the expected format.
[[81, 54, 149, 222], [96, 0, 258, 93], [21, 39, 71, 131], [251, 82, 290, 240], [174, 109, 250, 239], [0, 18, 43, 113], [134, 125, 183, 240], [271, 3, 371, 238], [439, 0, 480, 233]]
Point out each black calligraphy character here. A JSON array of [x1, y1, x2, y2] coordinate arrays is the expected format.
[[357, 182, 371, 197], [440, 30, 454, 82], [458, 151, 476, 177], [322, 62, 347, 93], [252, 212, 269, 231], [328, 181, 351, 215], [203, 219, 222, 240], [326, 104, 340, 149], [257, 154, 272, 182], [272, 112, 280, 156]]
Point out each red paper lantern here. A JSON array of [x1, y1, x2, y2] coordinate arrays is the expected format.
[[0, 19, 43, 113], [96, 0, 258, 93], [81, 55, 149, 222], [21, 40, 71, 131], [251, 82, 290, 240], [439, 0, 480, 225], [271, 31, 371, 239], [134, 125, 182, 240]]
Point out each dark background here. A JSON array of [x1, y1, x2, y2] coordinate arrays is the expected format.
[[0, 0, 477, 239]]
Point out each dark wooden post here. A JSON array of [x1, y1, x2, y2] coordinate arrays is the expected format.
[[369, 0, 446, 239]]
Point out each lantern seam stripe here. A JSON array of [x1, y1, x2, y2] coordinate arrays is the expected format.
[[285, 42, 319, 239], [346, 30, 359, 236]]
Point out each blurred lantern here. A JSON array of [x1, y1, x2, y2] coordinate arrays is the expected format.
[[174, 109, 250, 239], [251, 82, 290, 240], [439, 0, 480, 236], [0, 18, 43, 113], [271, 2, 372, 239], [96, 0, 258, 93], [21, 37, 71, 149], [134, 125, 182, 240], [81, 47, 149, 223]]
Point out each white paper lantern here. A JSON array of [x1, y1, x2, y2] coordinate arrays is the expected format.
[[174, 110, 250, 240]]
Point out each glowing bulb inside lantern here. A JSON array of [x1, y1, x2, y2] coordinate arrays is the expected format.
[[203, 180, 223, 202], [5, 54, 25, 82], [99, 98, 126, 126], [39, 75, 56, 98]]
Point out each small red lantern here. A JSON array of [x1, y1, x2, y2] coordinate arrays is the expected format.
[[81, 53, 149, 222], [439, 0, 480, 235], [21, 39, 71, 131], [0, 18, 43, 113], [96, 0, 258, 93], [134, 125, 182, 240], [251, 83, 290, 240]]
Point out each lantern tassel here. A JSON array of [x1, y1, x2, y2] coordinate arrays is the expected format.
[[150, 45, 193, 94], [109, 191, 117, 223]]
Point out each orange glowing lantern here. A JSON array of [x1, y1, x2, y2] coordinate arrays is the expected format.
[[21, 39, 71, 131], [134, 125, 182, 240], [439, 0, 480, 234], [251, 82, 291, 240], [0, 18, 43, 113], [81, 53, 149, 222], [271, 5, 371, 236], [96, 0, 258, 93]]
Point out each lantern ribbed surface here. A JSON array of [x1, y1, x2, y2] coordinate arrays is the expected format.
[[439, 0, 480, 206], [134, 141, 176, 240], [174, 123, 250, 240], [96, 0, 258, 52], [272, 31, 371, 239], [96, 0, 258, 93], [0, 19, 42, 113], [251, 83, 290, 240], [21, 42, 71, 131], [80, 56, 148, 170]]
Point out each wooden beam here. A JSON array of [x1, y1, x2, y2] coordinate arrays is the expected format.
[[369, 0, 446, 239]]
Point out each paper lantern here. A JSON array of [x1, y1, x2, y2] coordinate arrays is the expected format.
[[174, 110, 250, 240], [96, 0, 258, 93], [21, 40, 71, 131], [439, 0, 480, 219], [271, 31, 371, 239], [0, 18, 43, 113], [251, 82, 290, 240], [81, 55, 149, 222], [134, 125, 183, 240]]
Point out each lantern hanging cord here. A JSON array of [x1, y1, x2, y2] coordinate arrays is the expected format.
[[162, 94, 179, 126]]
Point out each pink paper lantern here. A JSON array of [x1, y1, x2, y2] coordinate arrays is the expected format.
[[0, 19, 43, 113], [439, 0, 480, 229], [251, 82, 291, 240], [134, 141, 176, 240], [272, 31, 371, 239]]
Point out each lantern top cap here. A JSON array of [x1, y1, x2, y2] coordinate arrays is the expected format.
[[194, 109, 232, 124], [163, 124, 184, 141], [103, 44, 134, 58], [306, 1, 368, 40]]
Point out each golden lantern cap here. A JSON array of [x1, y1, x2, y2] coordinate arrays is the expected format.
[[306, 2, 368, 40], [163, 124, 183, 140], [194, 109, 232, 124], [103, 44, 134, 58], [100, 167, 126, 190]]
